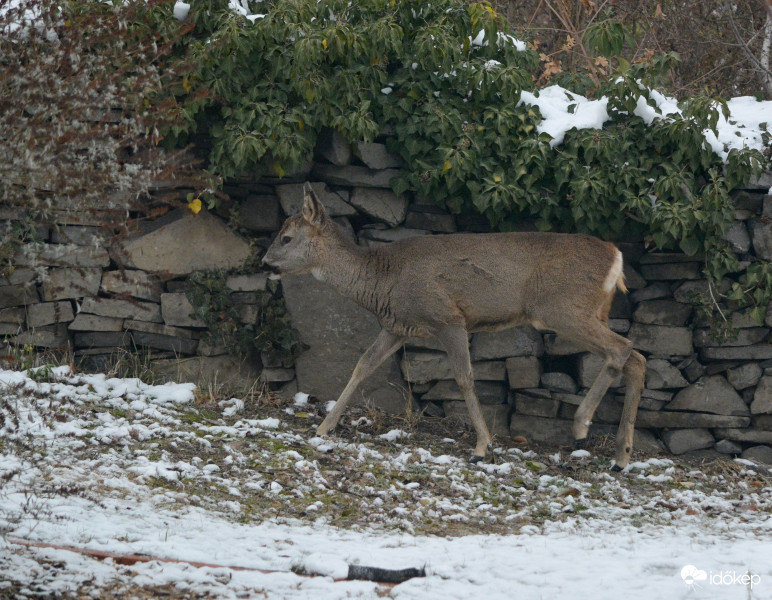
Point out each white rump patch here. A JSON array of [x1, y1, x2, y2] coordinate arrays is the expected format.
[[603, 250, 624, 293]]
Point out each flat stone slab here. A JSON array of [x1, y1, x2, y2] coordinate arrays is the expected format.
[[281, 273, 411, 415], [80, 297, 161, 322], [311, 164, 401, 188], [422, 380, 507, 405], [400, 351, 506, 384], [668, 375, 748, 416], [348, 187, 408, 226], [116, 211, 252, 276], [40, 269, 101, 301], [628, 323, 693, 356], [15, 243, 109, 268], [471, 327, 544, 360], [26, 301, 75, 328], [101, 270, 161, 302], [635, 411, 750, 429]]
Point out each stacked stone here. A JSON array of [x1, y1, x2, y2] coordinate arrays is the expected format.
[[3, 128, 772, 463]]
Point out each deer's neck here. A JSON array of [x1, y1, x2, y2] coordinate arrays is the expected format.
[[313, 225, 389, 315]]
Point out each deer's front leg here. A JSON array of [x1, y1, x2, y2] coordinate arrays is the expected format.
[[435, 325, 492, 461], [317, 329, 405, 436]]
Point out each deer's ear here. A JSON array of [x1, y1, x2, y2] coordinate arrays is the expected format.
[[301, 182, 327, 226]]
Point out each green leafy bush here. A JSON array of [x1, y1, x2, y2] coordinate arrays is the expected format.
[[162, 0, 770, 321]]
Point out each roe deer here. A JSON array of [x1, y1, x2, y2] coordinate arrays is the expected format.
[[262, 182, 646, 469]]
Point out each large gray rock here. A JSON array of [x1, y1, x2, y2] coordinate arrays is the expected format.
[[727, 363, 763, 390], [281, 273, 411, 414], [628, 323, 693, 356], [662, 429, 714, 455], [443, 401, 510, 439], [633, 300, 692, 326], [668, 375, 748, 415], [101, 270, 161, 302], [751, 376, 772, 414], [471, 327, 544, 360], [40, 268, 101, 301], [276, 182, 356, 218], [400, 351, 506, 384], [505, 356, 542, 389], [352, 141, 403, 170], [116, 211, 252, 277], [645, 358, 688, 389], [348, 187, 408, 226]]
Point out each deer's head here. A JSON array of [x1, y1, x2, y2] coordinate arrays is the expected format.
[[261, 182, 330, 276]]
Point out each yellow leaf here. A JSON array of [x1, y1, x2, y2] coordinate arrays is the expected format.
[[441, 160, 452, 174], [187, 198, 202, 215], [494, 175, 502, 183], [322, 39, 328, 51], [274, 163, 286, 178], [182, 76, 191, 93]]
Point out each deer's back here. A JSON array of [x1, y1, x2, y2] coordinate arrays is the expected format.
[[373, 231, 620, 335]]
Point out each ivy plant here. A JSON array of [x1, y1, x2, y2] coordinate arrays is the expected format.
[[160, 0, 770, 324]]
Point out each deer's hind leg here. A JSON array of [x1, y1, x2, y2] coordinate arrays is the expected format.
[[435, 325, 492, 461], [614, 349, 646, 469], [552, 318, 635, 455]]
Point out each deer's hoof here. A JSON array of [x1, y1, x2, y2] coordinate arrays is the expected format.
[[469, 455, 484, 464], [610, 464, 623, 473], [574, 437, 588, 450]]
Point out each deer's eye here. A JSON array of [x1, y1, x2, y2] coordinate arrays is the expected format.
[[281, 235, 292, 245]]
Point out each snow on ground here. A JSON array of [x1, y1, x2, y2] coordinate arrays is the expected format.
[[1, 366, 771, 598]]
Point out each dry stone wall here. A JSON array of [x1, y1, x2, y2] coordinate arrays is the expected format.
[[3, 129, 772, 464]]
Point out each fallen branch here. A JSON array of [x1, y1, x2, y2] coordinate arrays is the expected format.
[[7, 537, 425, 587]]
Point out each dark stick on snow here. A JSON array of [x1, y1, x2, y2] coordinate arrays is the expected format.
[[347, 564, 426, 584]]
